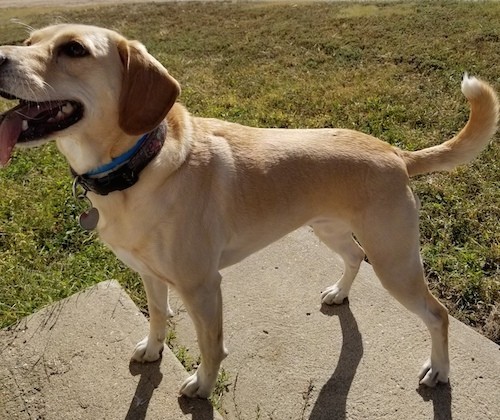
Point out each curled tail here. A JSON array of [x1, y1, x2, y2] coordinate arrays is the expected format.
[[401, 74, 499, 177]]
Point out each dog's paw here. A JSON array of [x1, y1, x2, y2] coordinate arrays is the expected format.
[[321, 284, 348, 305], [418, 359, 449, 387], [131, 336, 164, 363], [179, 369, 215, 399]]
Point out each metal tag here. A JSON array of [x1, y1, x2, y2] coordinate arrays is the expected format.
[[79, 207, 100, 231]]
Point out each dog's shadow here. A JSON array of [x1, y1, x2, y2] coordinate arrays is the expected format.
[[309, 301, 363, 420], [309, 302, 453, 420], [126, 359, 215, 420], [125, 359, 163, 420], [417, 382, 453, 420]]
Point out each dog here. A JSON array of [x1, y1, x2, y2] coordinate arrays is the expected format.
[[0, 24, 498, 398]]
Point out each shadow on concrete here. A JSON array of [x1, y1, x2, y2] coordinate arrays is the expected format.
[[125, 359, 163, 420], [417, 382, 453, 420], [178, 395, 216, 420], [309, 301, 363, 420], [125, 356, 215, 419]]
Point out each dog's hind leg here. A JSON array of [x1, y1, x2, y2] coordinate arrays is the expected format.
[[178, 273, 228, 398], [312, 219, 365, 305], [356, 192, 449, 386], [131, 275, 173, 362], [371, 255, 449, 386]]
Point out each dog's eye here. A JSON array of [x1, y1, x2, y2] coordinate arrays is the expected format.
[[60, 41, 89, 58]]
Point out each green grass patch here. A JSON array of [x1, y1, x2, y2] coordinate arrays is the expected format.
[[0, 2, 499, 345]]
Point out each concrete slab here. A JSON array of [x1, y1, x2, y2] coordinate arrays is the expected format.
[[1, 229, 498, 419], [170, 227, 500, 419], [0, 280, 222, 420]]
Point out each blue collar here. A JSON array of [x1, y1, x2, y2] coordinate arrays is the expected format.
[[71, 121, 167, 195], [85, 133, 149, 177]]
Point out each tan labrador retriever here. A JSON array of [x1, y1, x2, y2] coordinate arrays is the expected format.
[[0, 24, 498, 398]]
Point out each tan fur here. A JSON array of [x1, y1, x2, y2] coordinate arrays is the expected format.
[[0, 25, 497, 399], [400, 79, 499, 176]]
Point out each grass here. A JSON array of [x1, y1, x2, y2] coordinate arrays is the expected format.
[[0, 0, 498, 350]]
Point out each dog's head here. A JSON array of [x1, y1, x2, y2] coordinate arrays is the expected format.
[[0, 24, 180, 173]]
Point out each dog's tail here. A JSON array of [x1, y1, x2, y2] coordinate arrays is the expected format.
[[400, 74, 498, 177]]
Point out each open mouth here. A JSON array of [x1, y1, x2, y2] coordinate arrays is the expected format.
[[0, 91, 84, 166]]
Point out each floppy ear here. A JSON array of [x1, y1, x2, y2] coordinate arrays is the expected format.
[[117, 39, 180, 135]]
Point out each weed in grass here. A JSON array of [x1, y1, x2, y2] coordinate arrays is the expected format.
[[0, 2, 498, 345], [164, 324, 199, 372], [209, 368, 231, 413], [165, 325, 177, 349]]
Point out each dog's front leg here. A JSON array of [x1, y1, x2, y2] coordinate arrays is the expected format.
[[178, 273, 228, 398], [132, 275, 174, 362]]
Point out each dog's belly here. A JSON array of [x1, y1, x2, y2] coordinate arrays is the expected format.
[[219, 245, 264, 269], [218, 217, 316, 269]]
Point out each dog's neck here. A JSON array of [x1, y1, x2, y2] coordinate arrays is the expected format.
[[71, 121, 166, 195]]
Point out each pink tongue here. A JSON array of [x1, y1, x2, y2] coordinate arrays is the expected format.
[[0, 102, 57, 167], [0, 112, 23, 167]]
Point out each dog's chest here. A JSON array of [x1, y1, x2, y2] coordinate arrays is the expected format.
[[94, 206, 162, 277], [99, 226, 161, 277], [112, 246, 153, 275]]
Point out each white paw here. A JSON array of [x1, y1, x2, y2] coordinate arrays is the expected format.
[[321, 284, 348, 305], [179, 368, 216, 399], [418, 359, 449, 387], [131, 336, 164, 362]]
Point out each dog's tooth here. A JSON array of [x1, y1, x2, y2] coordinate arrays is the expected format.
[[56, 110, 64, 120], [47, 117, 55, 123], [62, 103, 73, 114], [22, 120, 29, 131]]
